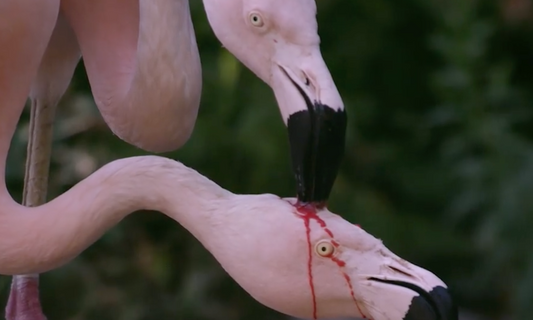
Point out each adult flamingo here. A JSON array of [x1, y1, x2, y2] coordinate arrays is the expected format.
[[0, 156, 457, 320], [3, 0, 345, 318]]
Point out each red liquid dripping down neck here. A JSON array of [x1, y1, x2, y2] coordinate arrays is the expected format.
[[295, 202, 319, 319], [294, 202, 370, 320]]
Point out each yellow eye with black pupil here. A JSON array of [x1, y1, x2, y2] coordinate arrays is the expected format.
[[315, 240, 335, 257], [249, 13, 264, 27]]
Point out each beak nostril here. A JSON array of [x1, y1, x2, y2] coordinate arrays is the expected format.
[[389, 266, 415, 279], [301, 71, 315, 92]]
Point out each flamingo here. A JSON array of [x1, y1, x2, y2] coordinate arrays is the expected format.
[[0, 0, 456, 319], [3, 0, 345, 317], [0, 156, 457, 320]]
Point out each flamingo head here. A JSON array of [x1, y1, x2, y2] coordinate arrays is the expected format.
[[203, 0, 346, 204], [206, 195, 458, 320]]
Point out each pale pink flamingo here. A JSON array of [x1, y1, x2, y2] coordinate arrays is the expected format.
[[0, 155, 457, 320], [0, 0, 457, 319]]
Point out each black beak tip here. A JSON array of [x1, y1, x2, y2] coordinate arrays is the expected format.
[[286, 104, 347, 203], [404, 286, 458, 320]]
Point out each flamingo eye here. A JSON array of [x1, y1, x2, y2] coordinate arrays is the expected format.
[[315, 240, 335, 257], [249, 12, 265, 27]]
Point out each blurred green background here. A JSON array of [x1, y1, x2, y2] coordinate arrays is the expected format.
[[2, 0, 533, 319]]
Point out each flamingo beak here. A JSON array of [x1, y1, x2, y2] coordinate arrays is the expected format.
[[370, 279, 458, 320], [356, 257, 458, 320], [270, 57, 346, 205], [405, 285, 458, 320]]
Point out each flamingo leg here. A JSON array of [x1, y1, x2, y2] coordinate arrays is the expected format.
[[6, 276, 45, 320], [6, 97, 55, 320]]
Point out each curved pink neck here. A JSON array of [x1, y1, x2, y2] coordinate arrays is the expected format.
[[0, 156, 232, 275]]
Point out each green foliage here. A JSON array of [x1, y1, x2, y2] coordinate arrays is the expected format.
[[2, 0, 533, 319]]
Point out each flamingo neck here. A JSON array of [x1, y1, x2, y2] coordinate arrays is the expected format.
[[61, 0, 202, 152], [0, 156, 233, 275]]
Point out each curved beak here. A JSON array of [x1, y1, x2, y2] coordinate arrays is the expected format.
[[270, 48, 346, 205], [358, 258, 458, 320], [370, 279, 458, 320]]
